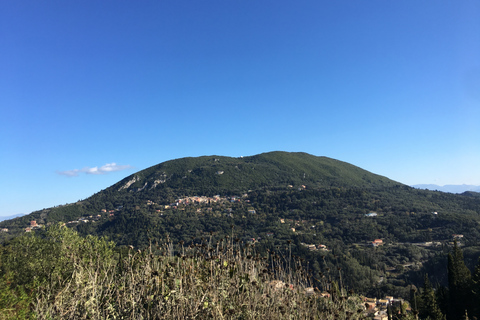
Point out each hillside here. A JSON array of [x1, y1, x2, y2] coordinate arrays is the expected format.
[[2, 151, 480, 301], [108, 151, 402, 195]]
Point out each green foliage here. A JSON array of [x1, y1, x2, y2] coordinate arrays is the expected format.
[[469, 258, 480, 319], [0, 224, 115, 288], [447, 241, 472, 319], [0, 274, 34, 320], [0, 224, 116, 318], [417, 274, 445, 320]]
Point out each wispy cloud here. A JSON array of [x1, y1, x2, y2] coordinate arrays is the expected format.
[[57, 169, 81, 177], [57, 163, 133, 177]]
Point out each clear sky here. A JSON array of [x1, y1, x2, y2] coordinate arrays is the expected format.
[[1, 1, 479, 217]]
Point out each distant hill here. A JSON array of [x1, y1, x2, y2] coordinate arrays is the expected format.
[[0, 213, 25, 223], [412, 184, 480, 193], [461, 191, 480, 197]]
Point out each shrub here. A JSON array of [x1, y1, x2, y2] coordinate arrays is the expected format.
[[2, 225, 366, 319]]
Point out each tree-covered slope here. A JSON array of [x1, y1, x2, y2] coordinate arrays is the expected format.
[[107, 151, 402, 195]]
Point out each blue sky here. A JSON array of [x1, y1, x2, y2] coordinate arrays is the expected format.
[[1, 1, 479, 216]]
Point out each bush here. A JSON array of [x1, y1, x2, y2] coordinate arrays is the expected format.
[[1, 225, 366, 319]]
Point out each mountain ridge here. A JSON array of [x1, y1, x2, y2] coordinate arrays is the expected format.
[[107, 151, 403, 196], [0, 213, 26, 223], [412, 184, 480, 194]]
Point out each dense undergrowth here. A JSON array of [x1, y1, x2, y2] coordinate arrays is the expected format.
[[0, 224, 372, 320]]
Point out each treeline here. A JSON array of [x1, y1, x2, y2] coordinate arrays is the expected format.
[[408, 241, 480, 320]]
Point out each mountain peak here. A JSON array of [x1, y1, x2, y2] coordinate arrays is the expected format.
[[108, 152, 402, 196]]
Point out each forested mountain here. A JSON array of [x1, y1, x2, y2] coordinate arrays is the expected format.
[[2, 151, 480, 305], [109, 150, 402, 194]]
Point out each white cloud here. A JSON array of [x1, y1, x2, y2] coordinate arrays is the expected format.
[[81, 166, 102, 175], [57, 163, 133, 177], [98, 163, 132, 173]]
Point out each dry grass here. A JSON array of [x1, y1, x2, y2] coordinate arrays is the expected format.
[[30, 234, 365, 319]]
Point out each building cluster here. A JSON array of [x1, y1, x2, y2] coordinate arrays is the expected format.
[[146, 195, 250, 212], [371, 239, 383, 247], [301, 242, 329, 251], [287, 184, 307, 190], [24, 220, 43, 232], [362, 296, 408, 319], [269, 281, 407, 319], [101, 206, 123, 216], [169, 195, 246, 207], [65, 215, 102, 225], [280, 218, 312, 225]]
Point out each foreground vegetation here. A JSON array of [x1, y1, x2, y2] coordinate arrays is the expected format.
[[2, 228, 480, 319], [1, 225, 373, 319]]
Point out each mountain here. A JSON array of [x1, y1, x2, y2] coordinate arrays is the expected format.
[[412, 184, 480, 193], [2, 151, 480, 299], [109, 151, 402, 195], [1, 151, 404, 236], [0, 213, 26, 223]]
